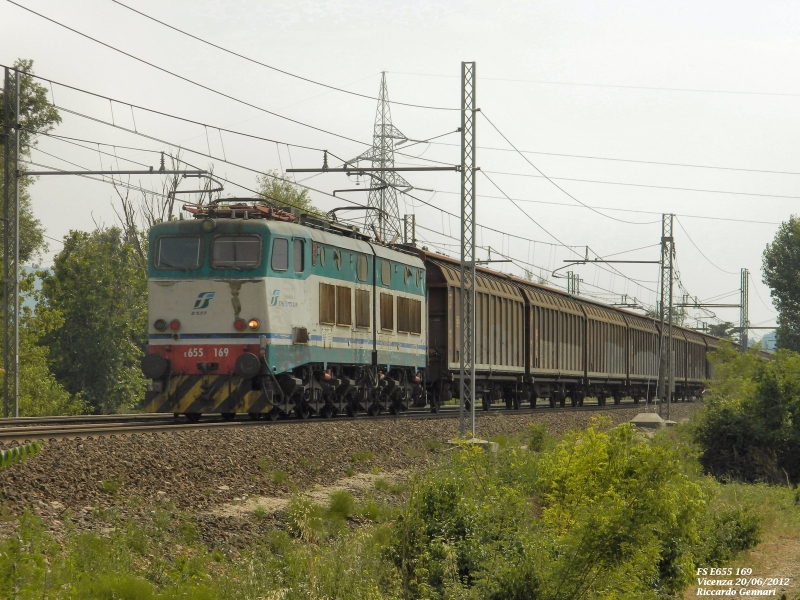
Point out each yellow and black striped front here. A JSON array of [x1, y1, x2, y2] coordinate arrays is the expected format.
[[140, 373, 273, 415]]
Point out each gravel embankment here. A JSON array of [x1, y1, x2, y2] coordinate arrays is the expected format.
[[0, 404, 700, 547]]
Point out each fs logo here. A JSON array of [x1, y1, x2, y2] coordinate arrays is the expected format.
[[193, 292, 215, 309], [270, 289, 280, 306]]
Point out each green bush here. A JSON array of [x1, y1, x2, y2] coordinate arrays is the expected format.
[[693, 342, 800, 483], [527, 421, 548, 452]]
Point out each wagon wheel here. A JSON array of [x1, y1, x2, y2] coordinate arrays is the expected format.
[[248, 412, 261, 420], [221, 412, 236, 421], [185, 412, 202, 423], [295, 404, 311, 420], [346, 404, 359, 418], [482, 397, 490, 412], [430, 398, 440, 413], [266, 409, 280, 421]]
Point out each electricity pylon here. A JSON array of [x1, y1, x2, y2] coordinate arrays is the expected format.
[[353, 72, 411, 241]]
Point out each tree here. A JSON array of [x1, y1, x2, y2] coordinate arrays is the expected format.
[[40, 228, 147, 414], [762, 216, 800, 351], [0, 59, 61, 265], [708, 321, 735, 338], [17, 272, 85, 416], [256, 170, 321, 216]]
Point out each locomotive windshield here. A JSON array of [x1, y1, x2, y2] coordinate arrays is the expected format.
[[212, 235, 262, 269], [154, 236, 202, 270]]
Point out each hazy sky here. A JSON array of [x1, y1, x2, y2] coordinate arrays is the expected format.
[[3, 0, 798, 338]]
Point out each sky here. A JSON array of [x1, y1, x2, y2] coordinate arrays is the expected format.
[[2, 0, 797, 339]]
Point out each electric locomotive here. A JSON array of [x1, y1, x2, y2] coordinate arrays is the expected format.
[[139, 201, 427, 421]]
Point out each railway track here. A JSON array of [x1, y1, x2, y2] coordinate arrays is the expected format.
[[0, 400, 668, 445]]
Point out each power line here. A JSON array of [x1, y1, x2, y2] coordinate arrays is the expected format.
[[749, 272, 776, 314], [108, 0, 458, 112], [389, 70, 800, 99], [429, 188, 781, 225], [482, 168, 800, 202], [445, 143, 800, 177], [479, 171, 658, 293], [14, 70, 345, 157], [675, 217, 738, 275], [480, 112, 660, 225], [4, 2, 371, 147]]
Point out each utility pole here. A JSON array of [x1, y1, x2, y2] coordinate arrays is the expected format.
[[12, 70, 19, 418], [740, 268, 749, 353], [2, 68, 20, 419], [2, 68, 13, 419], [657, 213, 675, 420], [459, 61, 477, 438]]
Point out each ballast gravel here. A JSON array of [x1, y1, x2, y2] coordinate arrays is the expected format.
[[0, 404, 700, 547]]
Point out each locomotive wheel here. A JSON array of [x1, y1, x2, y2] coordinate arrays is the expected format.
[[248, 412, 261, 420], [570, 397, 577, 407], [614, 396, 621, 405], [549, 397, 555, 409], [321, 405, 335, 419], [633, 397, 640, 405], [513, 395, 521, 410], [185, 412, 201, 423], [559, 396, 566, 408], [579, 397, 585, 407], [482, 397, 490, 411], [221, 412, 236, 421], [430, 399, 440, 413], [295, 404, 311, 420], [505, 397, 513, 410], [531, 397, 537, 409], [345, 404, 358, 418], [367, 404, 380, 417], [389, 404, 399, 416]]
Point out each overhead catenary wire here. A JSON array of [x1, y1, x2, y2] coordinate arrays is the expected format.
[[674, 217, 738, 275], [108, 0, 458, 112], [480, 112, 660, 225]]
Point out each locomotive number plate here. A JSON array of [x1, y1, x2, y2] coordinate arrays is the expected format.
[[182, 347, 231, 358]]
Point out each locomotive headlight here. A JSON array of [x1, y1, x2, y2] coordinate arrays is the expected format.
[[234, 318, 246, 331], [201, 218, 216, 232], [247, 318, 260, 330], [169, 319, 181, 331], [154, 319, 167, 332]]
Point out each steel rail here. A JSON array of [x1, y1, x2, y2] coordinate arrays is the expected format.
[[0, 401, 674, 445]]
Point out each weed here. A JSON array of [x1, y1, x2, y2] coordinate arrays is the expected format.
[[253, 505, 269, 521], [423, 439, 444, 452], [272, 470, 289, 485], [370, 465, 383, 474], [284, 495, 323, 543], [346, 466, 355, 477], [403, 446, 425, 458], [258, 456, 273, 472], [528, 421, 548, 452], [374, 477, 404, 495], [298, 458, 320, 475], [100, 477, 122, 496], [350, 450, 374, 463], [489, 434, 510, 449], [328, 490, 356, 520], [358, 494, 396, 523]]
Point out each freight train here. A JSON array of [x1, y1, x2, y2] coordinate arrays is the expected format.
[[139, 200, 719, 420]]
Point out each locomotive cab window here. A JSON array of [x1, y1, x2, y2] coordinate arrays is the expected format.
[[155, 236, 202, 270], [356, 254, 368, 282], [294, 239, 305, 272], [212, 235, 261, 269], [271, 238, 289, 271], [381, 260, 391, 286]]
